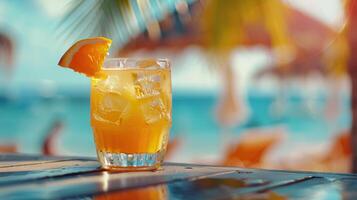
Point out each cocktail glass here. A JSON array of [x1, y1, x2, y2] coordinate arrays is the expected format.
[[90, 58, 171, 171]]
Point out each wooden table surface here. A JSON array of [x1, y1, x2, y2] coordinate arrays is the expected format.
[[1, 153, 357, 199]]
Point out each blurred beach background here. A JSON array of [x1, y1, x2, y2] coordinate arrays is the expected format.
[[0, 0, 353, 172]]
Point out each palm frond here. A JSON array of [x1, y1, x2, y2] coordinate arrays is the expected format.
[[57, 0, 194, 48]]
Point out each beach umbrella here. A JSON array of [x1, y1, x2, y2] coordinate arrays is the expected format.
[[117, 0, 345, 126]]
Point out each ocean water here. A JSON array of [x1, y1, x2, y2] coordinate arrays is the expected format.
[[0, 94, 351, 162]]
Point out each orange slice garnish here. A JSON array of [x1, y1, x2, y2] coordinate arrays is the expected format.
[[58, 37, 112, 77]]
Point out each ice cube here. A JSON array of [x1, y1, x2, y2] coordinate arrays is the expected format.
[[95, 74, 136, 100], [102, 92, 129, 111], [137, 59, 161, 70], [93, 92, 131, 125], [134, 73, 161, 99], [95, 75, 121, 92], [141, 97, 170, 124]]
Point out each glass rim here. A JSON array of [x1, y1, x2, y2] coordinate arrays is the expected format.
[[103, 57, 170, 69]]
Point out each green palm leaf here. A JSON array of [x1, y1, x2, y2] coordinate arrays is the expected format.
[[57, 0, 194, 47]]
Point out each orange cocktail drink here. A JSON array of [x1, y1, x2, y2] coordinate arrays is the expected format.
[[90, 58, 171, 170]]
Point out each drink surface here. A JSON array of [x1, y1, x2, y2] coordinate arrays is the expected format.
[[90, 68, 171, 154]]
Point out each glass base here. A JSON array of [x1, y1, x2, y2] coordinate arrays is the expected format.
[[97, 150, 164, 171]]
